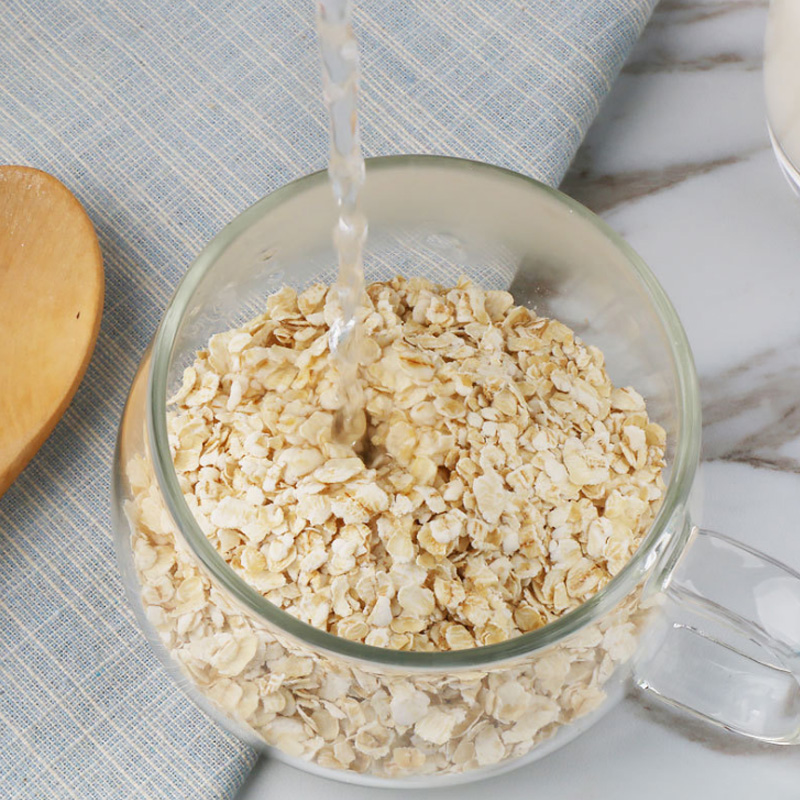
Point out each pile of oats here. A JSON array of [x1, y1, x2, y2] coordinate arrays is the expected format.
[[127, 276, 666, 777], [164, 277, 665, 650]]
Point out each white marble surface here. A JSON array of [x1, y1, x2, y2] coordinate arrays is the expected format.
[[240, 1, 800, 796]]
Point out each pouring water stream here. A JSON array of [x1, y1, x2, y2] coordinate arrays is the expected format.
[[316, 0, 368, 446]]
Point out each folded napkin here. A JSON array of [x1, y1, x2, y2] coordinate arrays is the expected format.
[[0, 0, 656, 797]]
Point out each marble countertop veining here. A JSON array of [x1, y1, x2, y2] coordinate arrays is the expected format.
[[240, 1, 800, 796]]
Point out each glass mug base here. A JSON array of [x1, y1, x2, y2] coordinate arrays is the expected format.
[[112, 156, 800, 786], [266, 682, 627, 788]]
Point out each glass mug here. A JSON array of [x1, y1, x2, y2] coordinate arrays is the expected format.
[[112, 156, 800, 787], [764, 0, 800, 196]]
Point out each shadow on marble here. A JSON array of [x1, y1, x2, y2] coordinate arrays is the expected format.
[[630, 687, 799, 758]]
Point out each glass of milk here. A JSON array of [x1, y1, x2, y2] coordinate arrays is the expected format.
[[764, 0, 800, 197]]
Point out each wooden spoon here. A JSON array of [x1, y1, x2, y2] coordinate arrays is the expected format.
[[0, 166, 103, 498]]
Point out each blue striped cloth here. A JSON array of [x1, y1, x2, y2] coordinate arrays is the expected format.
[[0, 1, 656, 797]]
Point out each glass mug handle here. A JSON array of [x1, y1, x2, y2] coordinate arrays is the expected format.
[[634, 528, 800, 744]]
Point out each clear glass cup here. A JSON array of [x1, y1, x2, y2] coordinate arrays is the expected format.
[[765, 0, 800, 196], [112, 156, 800, 787]]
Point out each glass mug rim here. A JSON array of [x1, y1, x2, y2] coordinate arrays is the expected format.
[[146, 154, 702, 669]]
